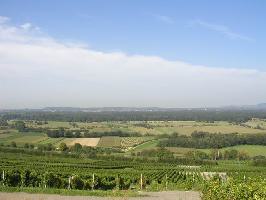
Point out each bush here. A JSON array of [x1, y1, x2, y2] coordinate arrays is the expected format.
[[71, 176, 84, 190], [202, 178, 266, 200], [6, 170, 21, 187], [44, 172, 62, 188]]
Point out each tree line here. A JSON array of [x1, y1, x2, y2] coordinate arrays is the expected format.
[[158, 131, 266, 148], [46, 129, 141, 138], [2, 110, 266, 122]]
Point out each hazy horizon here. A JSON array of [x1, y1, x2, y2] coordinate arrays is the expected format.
[[1, 1, 266, 109]]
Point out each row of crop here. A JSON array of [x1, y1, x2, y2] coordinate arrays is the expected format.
[[0, 168, 202, 191]]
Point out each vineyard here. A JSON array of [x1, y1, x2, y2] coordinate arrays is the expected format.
[[0, 151, 265, 199], [0, 152, 204, 191], [121, 137, 152, 148], [1, 119, 266, 199]]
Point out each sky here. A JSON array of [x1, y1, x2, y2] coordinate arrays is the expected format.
[[0, 0, 266, 109]]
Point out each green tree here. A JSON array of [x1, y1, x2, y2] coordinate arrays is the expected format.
[[0, 119, 8, 126], [59, 142, 68, 151], [71, 143, 82, 152], [14, 121, 26, 132]]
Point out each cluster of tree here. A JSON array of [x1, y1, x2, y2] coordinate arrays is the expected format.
[[84, 130, 141, 138], [159, 131, 266, 148], [13, 121, 27, 132], [46, 129, 141, 138], [2, 110, 266, 122], [58, 142, 122, 155], [133, 147, 174, 161], [0, 119, 8, 126], [185, 149, 249, 160], [34, 120, 48, 125], [6, 141, 53, 151], [6, 141, 103, 154]]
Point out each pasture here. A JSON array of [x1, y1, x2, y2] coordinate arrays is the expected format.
[[164, 145, 266, 157], [16, 120, 266, 136], [2, 120, 266, 154]]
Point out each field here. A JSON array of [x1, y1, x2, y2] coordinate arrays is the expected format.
[[2, 120, 266, 156], [18, 120, 266, 136], [244, 118, 266, 129], [0, 150, 265, 198], [121, 137, 153, 148], [129, 140, 160, 153], [0, 131, 48, 147], [1, 118, 266, 199], [163, 145, 266, 157], [206, 145, 266, 157], [60, 138, 100, 147], [97, 136, 121, 147]]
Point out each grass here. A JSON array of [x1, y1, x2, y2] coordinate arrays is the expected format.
[[0, 186, 141, 197], [165, 145, 266, 157], [0, 131, 47, 147], [129, 139, 159, 153], [38, 137, 65, 146], [213, 145, 266, 157], [3, 120, 266, 150]]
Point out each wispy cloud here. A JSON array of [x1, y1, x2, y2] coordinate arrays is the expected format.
[[20, 23, 40, 31], [0, 16, 265, 108], [0, 16, 9, 24], [152, 14, 174, 24], [189, 19, 254, 42]]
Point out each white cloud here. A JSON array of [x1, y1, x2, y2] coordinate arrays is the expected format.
[[0, 16, 265, 109], [0, 16, 9, 24], [20, 23, 32, 30], [189, 19, 254, 41]]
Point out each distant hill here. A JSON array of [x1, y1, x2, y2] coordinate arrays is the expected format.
[[43, 104, 266, 112], [222, 103, 266, 110], [1, 103, 266, 113]]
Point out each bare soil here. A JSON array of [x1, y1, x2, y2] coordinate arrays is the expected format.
[[66, 138, 100, 146], [0, 191, 201, 200]]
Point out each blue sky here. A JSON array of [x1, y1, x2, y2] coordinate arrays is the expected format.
[[0, 0, 266, 108], [1, 0, 265, 70]]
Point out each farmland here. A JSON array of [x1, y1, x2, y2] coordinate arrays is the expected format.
[[1, 113, 266, 199], [1, 119, 266, 157], [11, 120, 266, 136]]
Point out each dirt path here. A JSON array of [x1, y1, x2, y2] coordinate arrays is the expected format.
[[0, 191, 201, 200]]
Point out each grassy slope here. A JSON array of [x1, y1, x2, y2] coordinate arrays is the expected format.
[[128, 139, 159, 153], [165, 145, 266, 157]]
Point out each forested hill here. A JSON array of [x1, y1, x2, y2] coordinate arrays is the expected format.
[[1, 109, 266, 122]]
